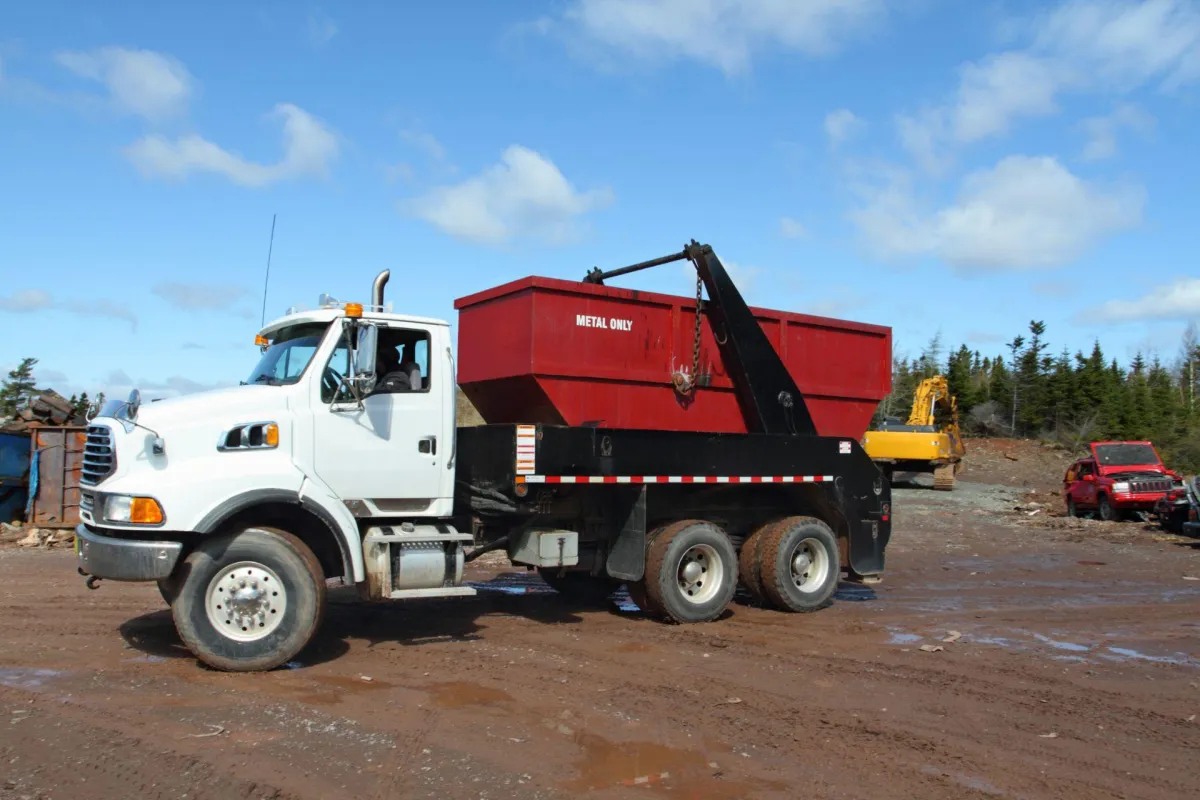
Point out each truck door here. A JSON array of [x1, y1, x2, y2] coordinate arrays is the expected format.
[[310, 324, 445, 508], [1077, 460, 1097, 507]]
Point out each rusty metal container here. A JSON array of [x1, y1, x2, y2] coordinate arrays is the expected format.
[[28, 426, 86, 528], [454, 277, 892, 440]]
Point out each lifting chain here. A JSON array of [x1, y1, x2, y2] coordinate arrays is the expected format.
[[672, 271, 704, 396]]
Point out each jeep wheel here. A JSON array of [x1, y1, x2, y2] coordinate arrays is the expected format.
[[1097, 495, 1117, 522]]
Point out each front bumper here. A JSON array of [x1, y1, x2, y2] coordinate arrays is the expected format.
[[74, 524, 183, 582]]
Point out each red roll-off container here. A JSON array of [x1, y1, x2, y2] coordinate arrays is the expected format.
[[454, 277, 892, 440]]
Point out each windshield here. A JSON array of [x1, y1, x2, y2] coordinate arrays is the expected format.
[[245, 322, 330, 386], [1094, 443, 1160, 467]]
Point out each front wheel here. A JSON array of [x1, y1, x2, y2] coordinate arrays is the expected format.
[[171, 527, 326, 672], [1097, 495, 1117, 522], [1066, 496, 1078, 518]]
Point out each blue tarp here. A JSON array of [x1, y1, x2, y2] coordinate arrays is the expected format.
[[0, 432, 31, 524]]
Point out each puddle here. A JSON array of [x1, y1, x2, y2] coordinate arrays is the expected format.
[[563, 731, 778, 798], [1102, 647, 1195, 666], [0, 667, 63, 690], [613, 587, 641, 612], [834, 583, 876, 602], [1032, 633, 1090, 653], [886, 628, 923, 645], [122, 655, 167, 664], [424, 681, 513, 709], [922, 765, 1008, 796], [468, 572, 556, 596]]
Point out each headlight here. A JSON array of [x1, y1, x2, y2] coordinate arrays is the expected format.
[[1112, 482, 1130, 494], [105, 495, 164, 525]]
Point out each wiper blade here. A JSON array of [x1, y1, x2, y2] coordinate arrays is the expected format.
[[251, 375, 283, 385]]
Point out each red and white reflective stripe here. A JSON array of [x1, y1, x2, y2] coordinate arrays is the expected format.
[[515, 424, 537, 476], [517, 474, 834, 485]]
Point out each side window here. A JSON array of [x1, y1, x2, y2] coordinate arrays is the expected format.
[[373, 328, 433, 394], [320, 330, 354, 404]]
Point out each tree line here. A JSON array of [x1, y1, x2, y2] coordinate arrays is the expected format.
[[876, 322, 1200, 472]]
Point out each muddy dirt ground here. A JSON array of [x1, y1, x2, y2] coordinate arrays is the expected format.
[[3, 473, 1200, 799]]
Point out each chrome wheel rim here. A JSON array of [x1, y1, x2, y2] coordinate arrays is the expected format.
[[790, 539, 831, 593], [205, 561, 287, 642], [676, 543, 722, 605]]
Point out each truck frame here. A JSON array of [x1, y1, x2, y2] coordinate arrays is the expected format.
[[74, 240, 891, 671]]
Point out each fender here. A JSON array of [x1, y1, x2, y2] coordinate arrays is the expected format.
[[298, 480, 365, 583], [193, 488, 361, 583]]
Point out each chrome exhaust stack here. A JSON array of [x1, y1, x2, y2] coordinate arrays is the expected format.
[[372, 270, 390, 309]]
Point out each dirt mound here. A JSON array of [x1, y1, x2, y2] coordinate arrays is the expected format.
[[959, 437, 1075, 494]]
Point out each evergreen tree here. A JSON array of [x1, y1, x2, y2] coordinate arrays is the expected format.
[[0, 357, 39, 419]]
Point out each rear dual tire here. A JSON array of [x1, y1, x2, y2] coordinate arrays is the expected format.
[[739, 517, 840, 613], [632, 521, 738, 624]]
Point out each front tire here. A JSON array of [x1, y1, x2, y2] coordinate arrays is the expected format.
[[640, 520, 737, 624], [1066, 496, 1079, 518], [1098, 495, 1116, 522], [758, 517, 840, 613], [171, 527, 326, 672]]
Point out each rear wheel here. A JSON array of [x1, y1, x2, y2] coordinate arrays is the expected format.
[[737, 520, 775, 605], [171, 527, 326, 672], [759, 517, 840, 613], [640, 520, 737, 624], [538, 568, 619, 606]]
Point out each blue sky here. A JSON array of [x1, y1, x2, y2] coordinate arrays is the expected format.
[[2, 0, 1199, 401]]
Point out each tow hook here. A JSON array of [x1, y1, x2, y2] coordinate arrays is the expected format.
[[78, 567, 102, 590]]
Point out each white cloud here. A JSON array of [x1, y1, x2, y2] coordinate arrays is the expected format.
[[1080, 102, 1155, 160], [55, 46, 193, 121], [824, 108, 864, 146], [400, 130, 446, 161], [124, 103, 338, 187], [409, 145, 613, 246], [1086, 277, 1200, 322], [308, 12, 338, 47], [0, 289, 53, 312], [805, 287, 866, 317], [152, 282, 252, 312], [556, 0, 886, 74], [0, 289, 136, 328], [779, 216, 807, 238], [896, 0, 1200, 169], [849, 155, 1143, 271]]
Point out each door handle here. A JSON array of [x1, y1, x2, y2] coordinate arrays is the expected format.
[[419, 436, 437, 455]]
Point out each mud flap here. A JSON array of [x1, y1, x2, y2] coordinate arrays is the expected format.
[[605, 485, 646, 582]]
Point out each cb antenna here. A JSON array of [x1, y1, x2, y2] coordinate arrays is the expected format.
[[260, 213, 277, 328]]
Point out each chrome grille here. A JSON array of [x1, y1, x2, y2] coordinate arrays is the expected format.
[[80, 492, 94, 514], [81, 425, 115, 486], [1129, 477, 1171, 494]]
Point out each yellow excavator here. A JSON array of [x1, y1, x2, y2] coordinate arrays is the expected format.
[[862, 375, 966, 490]]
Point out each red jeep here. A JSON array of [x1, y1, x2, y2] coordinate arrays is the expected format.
[[1063, 441, 1177, 521]]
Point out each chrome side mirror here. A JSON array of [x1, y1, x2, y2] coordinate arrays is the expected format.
[[352, 322, 378, 394]]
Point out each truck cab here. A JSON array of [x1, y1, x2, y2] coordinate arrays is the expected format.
[[1063, 441, 1176, 521]]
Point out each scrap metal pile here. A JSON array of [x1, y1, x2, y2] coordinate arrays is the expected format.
[[1, 390, 85, 433]]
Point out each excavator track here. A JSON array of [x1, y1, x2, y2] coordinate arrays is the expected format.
[[933, 463, 956, 491]]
